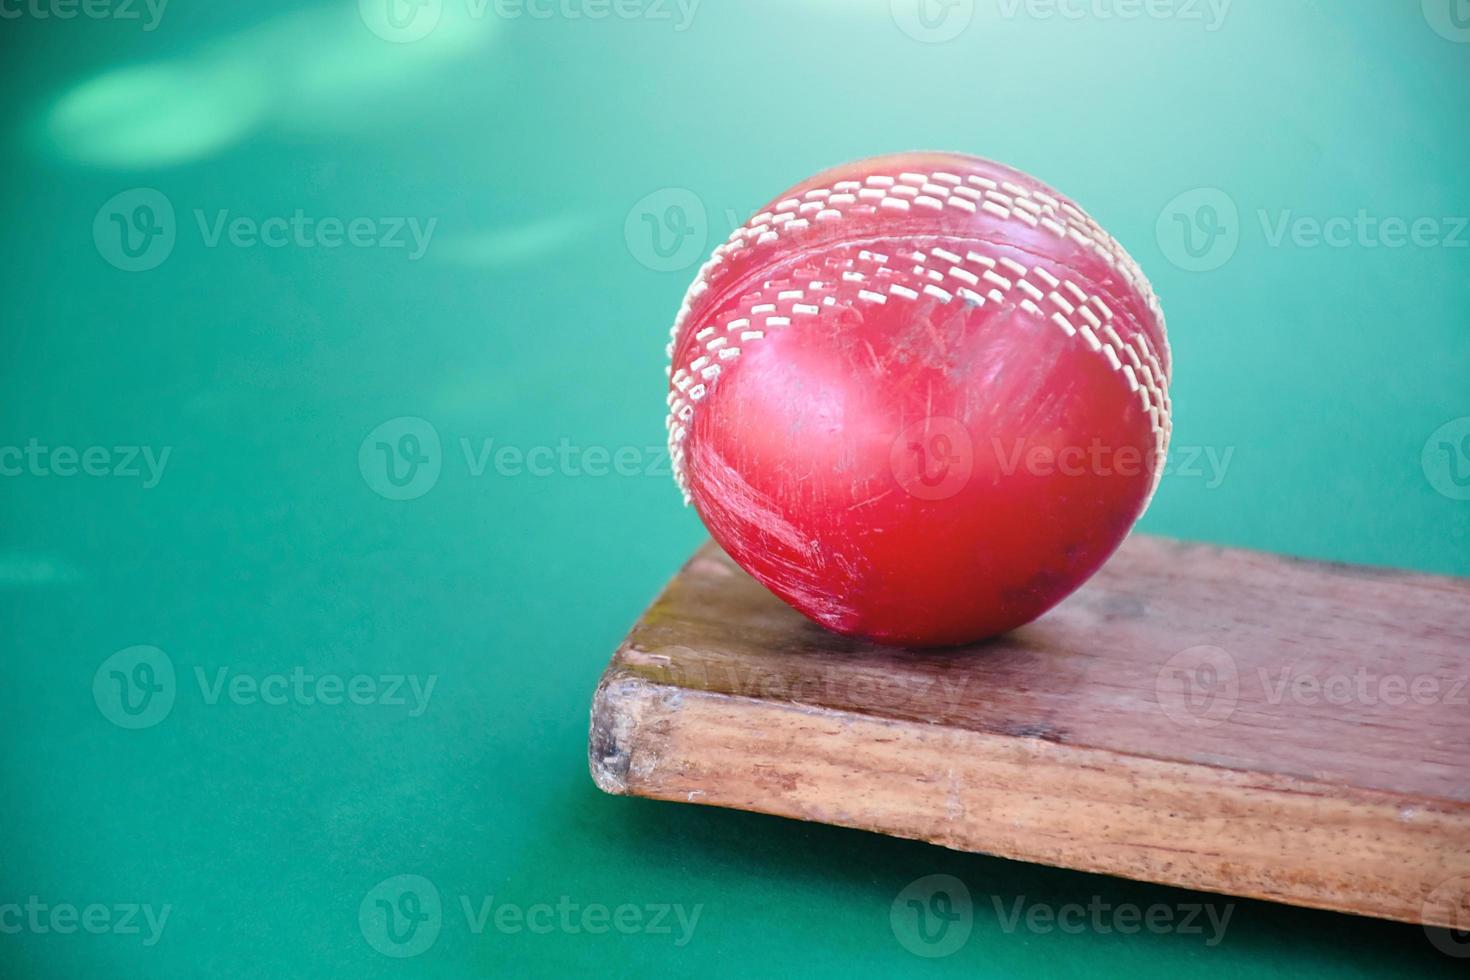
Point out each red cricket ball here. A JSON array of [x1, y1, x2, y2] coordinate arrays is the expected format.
[[665, 152, 1171, 647]]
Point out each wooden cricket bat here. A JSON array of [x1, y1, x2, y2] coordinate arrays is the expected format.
[[589, 535, 1470, 928]]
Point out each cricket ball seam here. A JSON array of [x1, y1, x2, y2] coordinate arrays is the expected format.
[[667, 248, 1172, 499], [668, 252, 1168, 419], [665, 166, 1168, 368], [663, 162, 1171, 505]]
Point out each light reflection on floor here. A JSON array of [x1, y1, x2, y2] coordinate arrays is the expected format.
[[37, 1, 501, 169]]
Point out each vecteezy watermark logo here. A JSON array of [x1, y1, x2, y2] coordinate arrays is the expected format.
[[1257, 665, 1466, 708], [994, 0, 1231, 31], [0, 898, 172, 946], [889, 427, 1226, 497], [93, 645, 177, 730], [1159, 188, 1469, 272], [1156, 188, 1240, 272], [1424, 873, 1470, 957], [623, 191, 756, 272], [193, 667, 437, 714], [890, 0, 974, 43], [459, 895, 702, 944], [625, 188, 708, 272], [890, 874, 973, 958], [1257, 211, 1469, 250], [359, 417, 443, 501], [360, 875, 703, 956], [0, 440, 171, 488], [1156, 653, 1464, 728], [360, 421, 674, 497], [1424, 0, 1470, 43], [94, 190, 438, 271], [992, 895, 1234, 944], [192, 210, 437, 258], [660, 659, 977, 715], [890, 417, 974, 501], [360, 875, 443, 958], [459, 437, 670, 478], [93, 648, 439, 728], [1422, 417, 1470, 501], [1155, 645, 1239, 728], [988, 438, 1233, 489], [359, 0, 443, 42], [0, 0, 168, 31], [94, 188, 176, 273]]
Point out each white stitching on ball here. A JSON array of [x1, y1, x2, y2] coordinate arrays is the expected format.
[[665, 166, 1172, 502]]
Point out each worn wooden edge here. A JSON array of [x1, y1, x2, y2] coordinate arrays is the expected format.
[[589, 665, 1470, 929]]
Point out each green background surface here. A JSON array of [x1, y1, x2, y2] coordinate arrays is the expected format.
[[2, 0, 1468, 976]]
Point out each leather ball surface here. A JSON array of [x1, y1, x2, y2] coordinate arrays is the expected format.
[[665, 152, 1171, 647]]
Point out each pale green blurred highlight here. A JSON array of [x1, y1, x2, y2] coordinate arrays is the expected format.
[[0, 550, 87, 587], [438, 214, 593, 266], [39, 2, 500, 168]]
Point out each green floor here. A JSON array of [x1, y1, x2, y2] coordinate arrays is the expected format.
[[2, 1, 1467, 976]]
